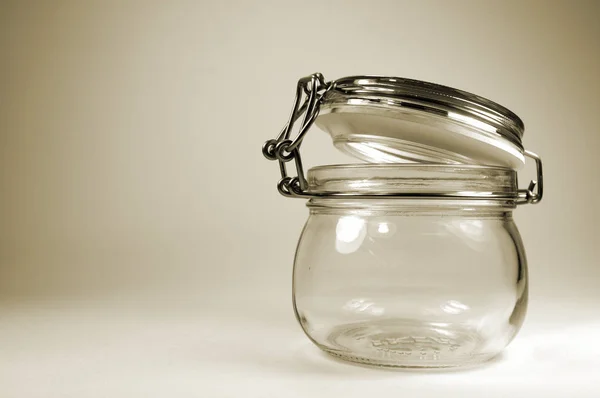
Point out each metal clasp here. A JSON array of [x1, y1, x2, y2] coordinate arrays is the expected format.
[[516, 150, 544, 205], [262, 73, 333, 197]]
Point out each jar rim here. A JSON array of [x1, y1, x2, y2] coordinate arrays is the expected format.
[[309, 163, 513, 173], [306, 163, 518, 200]]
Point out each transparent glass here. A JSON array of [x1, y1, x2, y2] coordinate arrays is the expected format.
[[293, 165, 528, 368]]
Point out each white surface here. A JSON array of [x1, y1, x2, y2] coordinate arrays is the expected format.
[[1, 295, 597, 398]]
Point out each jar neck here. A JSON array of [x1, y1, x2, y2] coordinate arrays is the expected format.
[[307, 198, 516, 216], [306, 164, 518, 202]]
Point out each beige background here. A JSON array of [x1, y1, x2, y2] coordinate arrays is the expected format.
[[2, 0, 598, 302], [0, 1, 599, 396]]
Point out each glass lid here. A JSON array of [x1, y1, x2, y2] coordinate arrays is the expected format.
[[315, 75, 526, 169]]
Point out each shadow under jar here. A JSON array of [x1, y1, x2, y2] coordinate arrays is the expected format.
[[262, 73, 543, 368], [293, 164, 527, 368]]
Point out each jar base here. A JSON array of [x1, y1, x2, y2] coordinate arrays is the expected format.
[[316, 319, 499, 368]]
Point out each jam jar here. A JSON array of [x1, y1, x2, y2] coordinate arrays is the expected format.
[[262, 74, 543, 368]]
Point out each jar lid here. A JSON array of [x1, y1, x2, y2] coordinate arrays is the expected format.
[[316, 75, 526, 169], [262, 73, 542, 205]]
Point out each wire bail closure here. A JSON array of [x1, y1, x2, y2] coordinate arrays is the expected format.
[[262, 73, 333, 196], [262, 73, 543, 205], [516, 150, 543, 205]]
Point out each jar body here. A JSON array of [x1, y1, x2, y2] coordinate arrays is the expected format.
[[293, 199, 528, 368]]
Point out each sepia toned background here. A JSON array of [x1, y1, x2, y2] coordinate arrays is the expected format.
[[0, 1, 598, 397]]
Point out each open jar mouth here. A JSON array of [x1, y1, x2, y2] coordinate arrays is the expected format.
[[306, 163, 518, 202]]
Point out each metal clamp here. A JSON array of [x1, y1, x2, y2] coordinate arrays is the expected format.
[[263, 73, 543, 205], [262, 73, 333, 196], [516, 150, 544, 205]]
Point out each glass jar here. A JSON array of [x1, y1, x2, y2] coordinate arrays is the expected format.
[[294, 164, 527, 367], [262, 73, 543, 368]]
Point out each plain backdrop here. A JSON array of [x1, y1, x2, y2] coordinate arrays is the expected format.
[[0, 1, 599, 397]]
